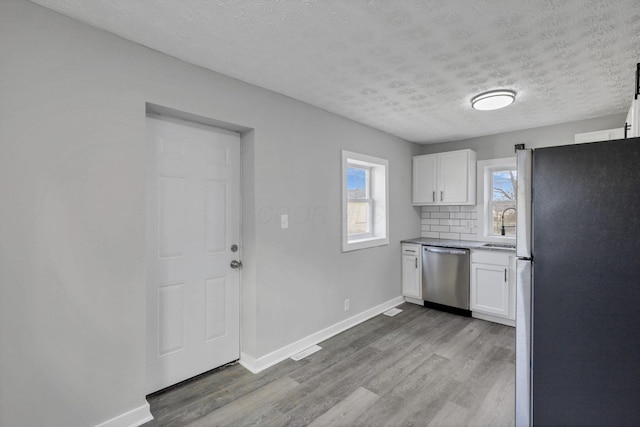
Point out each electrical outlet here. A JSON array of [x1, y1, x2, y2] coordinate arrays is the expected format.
[[281, 214, 288, 229], [344, 299, 350, 312]]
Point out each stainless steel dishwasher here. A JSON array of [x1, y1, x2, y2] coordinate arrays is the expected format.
[[422, 246, 470, 311]]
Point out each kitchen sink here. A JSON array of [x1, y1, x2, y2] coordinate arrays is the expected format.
[[482, 243, 516, 249]]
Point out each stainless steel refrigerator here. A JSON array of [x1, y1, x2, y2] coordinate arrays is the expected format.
[[515, 139, 640, 426]]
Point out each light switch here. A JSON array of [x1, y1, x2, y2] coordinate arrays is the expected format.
[[281, 214, 289, 229]]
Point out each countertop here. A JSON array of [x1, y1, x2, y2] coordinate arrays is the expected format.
[[401, 237, 516, 253]]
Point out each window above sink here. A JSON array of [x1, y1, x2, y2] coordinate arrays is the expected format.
[[477, 157, 517, 244]]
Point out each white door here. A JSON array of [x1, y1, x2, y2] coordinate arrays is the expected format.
[[146, 115, 241, 394]]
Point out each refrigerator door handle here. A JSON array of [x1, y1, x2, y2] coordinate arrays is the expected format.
[[516, 149, 532, 259]]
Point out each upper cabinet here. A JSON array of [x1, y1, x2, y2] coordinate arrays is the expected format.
[[412, 154, 438, 204], [574, 128, 625, 144], [413, 149, 476, 205]]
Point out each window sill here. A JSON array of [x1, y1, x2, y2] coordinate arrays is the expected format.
[[479, 236, 516, 244], [342, 236, 389, 252]]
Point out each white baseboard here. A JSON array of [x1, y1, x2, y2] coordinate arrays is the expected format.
[[404, 296, 424, 305], [240, 295, 405, 374], [472, 311, 515, 327], [239, 352, 259, 373], [94, 402, 153, 427]]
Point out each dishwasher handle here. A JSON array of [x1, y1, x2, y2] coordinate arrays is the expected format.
[[424, 246, 468, 256]]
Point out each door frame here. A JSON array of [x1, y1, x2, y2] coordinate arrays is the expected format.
[[144, 103, 251, 394]]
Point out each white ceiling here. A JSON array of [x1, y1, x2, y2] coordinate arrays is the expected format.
[[30, 0, 640, 144]]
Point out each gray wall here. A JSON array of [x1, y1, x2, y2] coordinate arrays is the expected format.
[[420, 113, 626, 159], [0, 1, 421, 425]]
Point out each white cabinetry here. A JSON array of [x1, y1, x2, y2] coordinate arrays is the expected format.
[[413, 149, 476, 205], [470, 250, 515, 326], [412, 155, 437, 205], [401, 243, 422, 304], [574, 128, 625, 144]]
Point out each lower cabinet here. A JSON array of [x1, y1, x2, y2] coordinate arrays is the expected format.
[[401, 243, 422, 304], [470, 250, 515, 326]]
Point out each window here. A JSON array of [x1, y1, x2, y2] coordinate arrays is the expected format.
[[490, 169, 517, 237], [347, 166, 372, 236], [477, 158, 517, 241], [342, 150, 389, 252]]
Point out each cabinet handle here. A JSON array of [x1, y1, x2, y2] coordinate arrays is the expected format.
[[415, 258, 418, 269], [504, 268, 508, 282], [432, 191, 435, 202], [440, 191, 443, 201]]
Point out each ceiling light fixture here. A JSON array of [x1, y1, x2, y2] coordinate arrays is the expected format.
[[471, 89, 516, 111]]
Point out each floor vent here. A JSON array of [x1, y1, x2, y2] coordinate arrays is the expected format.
[[291, 345, 322, 361], [383, 307, 403, 317]]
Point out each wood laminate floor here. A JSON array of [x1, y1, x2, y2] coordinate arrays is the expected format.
[[145, 303, 515, 426]]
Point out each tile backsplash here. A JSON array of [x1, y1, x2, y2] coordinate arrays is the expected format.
[[421, 205, 478, 240]]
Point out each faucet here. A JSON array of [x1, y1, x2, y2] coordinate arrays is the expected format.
[[501, 207, 517, 236]]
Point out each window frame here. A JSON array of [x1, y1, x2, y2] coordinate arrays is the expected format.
[[477, 157, 517, 243], [341, 150, 389, 252]]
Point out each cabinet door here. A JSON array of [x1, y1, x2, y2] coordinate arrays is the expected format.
[[413, 155, 437, 205], [439, 150, 469, 204], [471, 263, 510, 317], [402, 254, 421, 299]]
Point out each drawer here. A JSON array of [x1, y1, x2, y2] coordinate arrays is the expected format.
[[471, 250, 510, 266], [402, 243, 421, 256]]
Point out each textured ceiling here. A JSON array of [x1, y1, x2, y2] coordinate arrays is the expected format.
[[30, 0, 640, 143]]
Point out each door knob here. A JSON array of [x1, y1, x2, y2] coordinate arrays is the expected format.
[[230, 260, 243, 269]]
